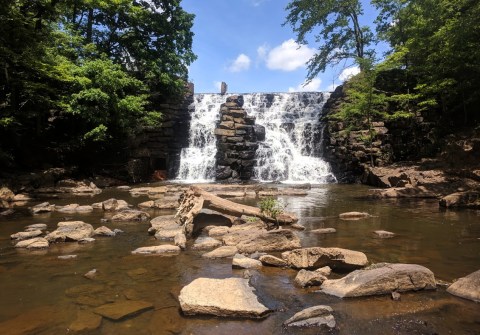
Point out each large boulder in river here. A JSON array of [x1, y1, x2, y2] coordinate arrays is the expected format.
[[223, 229, 301, 253], [45, 221, 94, 242], [446, 269, 480, 302], [111, 209, 150, 222], [439, 191, 480, 209], [282, 247, 368, 271], [178, 277, 271, 318], [320, 263, 436, 298]]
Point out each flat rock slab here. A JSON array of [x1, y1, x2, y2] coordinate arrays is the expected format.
[[69, 310, 102, 332], [131, 245, 180, 255], [373, 230, 395, 238], [311, 228, 336, 234], [45, 221, 94, 242], [94, 300, 154, 320], [11, 230, 43, 241], [282, 247, 368, 271], [232, 254, 262, 269], [284, 305, 336, 328], [15, 237, 49, 249], [226, 229, 301, 253], [321, 263, 436, 298], [202, 246, 238, 258], [192, 237, 222, 250], [339, 212, 371, 220], [259, 255, 287, 267], [179, 278, 271, 318], [447, 269, 480, 302]]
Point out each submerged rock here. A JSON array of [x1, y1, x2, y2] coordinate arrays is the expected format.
[[446, 269, 480, 302], [232, 254, 262, 269], [282, 247, 368, 271], [178, 277, 270, 318], [373, 230, 395, 238], [320, 263, 436, 298], [69, 310, 102, 332], [131, 245, 180, 255], [284, 305, 336, 328], [94, 300, 154, 320], [339, 212, 371, 220], [45, 221, 94, 242]]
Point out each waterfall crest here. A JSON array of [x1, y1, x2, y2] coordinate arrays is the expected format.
[[176, 92, 336, 184]]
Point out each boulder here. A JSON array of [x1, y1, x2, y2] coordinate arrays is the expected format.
[[111, 209, 150, 222], [284, 305, 336, 328], [174, 232, 187, 250], [320, 263, 436, 298], [150, 215, 183, 240], [94, 300, 154, 320], [282, 247, 368, 271], [202, 246, 238, 259], [192, 237, 222, 250], [56, 204, 80, 213], [45, 221, 94, 242], [98, 198, 130, 211], [259, 255, 287, 267], [94, 226, 115, 237], [15, 237, 49, 249], [31, 202, 55, 214], [295, 268, 330, 288], [131, 245, 180, 255], [373, 230, 395, 238], [339, 212, 370, 220], [11, 230, 43, 241], [232, 254, 262, 269], [446, 269, 480, 302], [224, 229, 301, 253], [178, 278, 270, 318], [311, 228, 336, 234], [439, 191, 480, 209], [13, 193, 32, 202]]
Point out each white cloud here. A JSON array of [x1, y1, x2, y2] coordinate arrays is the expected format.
[[339, 66, 360, 81], [228, 53, 251, 72], [251, 0, 269, 6], [266, 39, 315, 72], [288, 78, 322, 92], [257, 44, 268, 60]]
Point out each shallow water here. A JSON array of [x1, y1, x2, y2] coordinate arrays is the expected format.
[[0, 184, 479, 334]]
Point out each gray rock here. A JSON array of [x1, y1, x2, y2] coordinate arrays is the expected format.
[[178, 278, 270, 318], [202, 246, 238, 259], [15, 237, 49, 249], [284, 305, 336, 328], [94, 300, 153, 320], [282, 247, 368, 271], [11, 230, 43, 241], [294, 269, 327, 288], [192, 236, 222, 250], [232, 254, 263, 269], [259, 255, 287, 267], [93, 226, 115, 237], [45, 221, 94, 242], [321, 263, 436, 298], [446, 269, 480, 302], [111, 209, 150, 222], [131, 245, 180, 255], [174, 232, 187, 250]]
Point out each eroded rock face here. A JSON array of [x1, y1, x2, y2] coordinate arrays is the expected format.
[[320, 263, 436, 298], [284, 305, 336, 328], [446, 269, 480, 302], [178, 278, 270, 318], [45, 221, 94, 242], [282, 247, 368, 271]]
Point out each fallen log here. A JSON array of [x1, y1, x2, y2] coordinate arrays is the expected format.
[[176, 186, 298, 236]]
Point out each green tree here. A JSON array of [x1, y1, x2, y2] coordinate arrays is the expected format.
[[284, 0, 375, 82]]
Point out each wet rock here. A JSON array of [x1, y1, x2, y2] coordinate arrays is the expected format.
[[339, 212, 371, 220], [31, 202, 55, 214], [84, 269, 97, 280], [94, 300, 154, 320], [174, 232, 186, 250], [11, 230, 43, 241], [69, 310, 102, 332], [92, 198, 130, 211], [373, 230, 395, 238], [284, 305, 336, 328], [178, 277, 270, 318], [0, 306, 58, 335], [131, 245, 180, 255], [224, 229, 301, 253], [58, 254, 77, 260], [113, 229, 124, 235], [232, 254, 263, 269], [439, 191, 480, 209], [320, 263, 436, 298], [138, 199, 177, 209], [45, 221, 94, 242], [295, 269, 328, 288], [111, 209, 150, 222], [24, 223, 47, 231], [150, 215, 183, 240], [94, 226, 115, 237], [259, 255, 287, 267], [78, 237, 95, 244], [0, 208, 14, 216], [446, 269, 480, 302], [193, 236, 222, 250], [311, 228, 336, 234], [0, 187, 14, 202], [15, 237, 49, 249], [282, 247, 368, 271], [202, 246, 238, 259]]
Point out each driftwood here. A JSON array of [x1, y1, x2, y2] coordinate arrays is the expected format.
[[176, 186, 298, 236]]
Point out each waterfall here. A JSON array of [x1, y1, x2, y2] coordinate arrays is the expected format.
[[243, 92, 335, 184], [176, 92, 336, 184], [176, 94, 224, 182]]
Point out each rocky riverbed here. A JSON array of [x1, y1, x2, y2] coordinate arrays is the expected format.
[[0, 182, 479, 334]]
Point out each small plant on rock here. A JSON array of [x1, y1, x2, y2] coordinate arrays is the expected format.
[[259, 197, 284, 229]]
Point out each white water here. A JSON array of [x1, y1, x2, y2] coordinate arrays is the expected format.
[[176, 92, 336, 184]]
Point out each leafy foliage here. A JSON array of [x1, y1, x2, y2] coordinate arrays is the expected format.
[[259, 197, 285, 221]]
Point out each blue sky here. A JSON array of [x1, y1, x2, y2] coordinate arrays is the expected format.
[[182, 0, 386, 94]]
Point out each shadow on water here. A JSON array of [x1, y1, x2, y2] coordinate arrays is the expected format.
[[0, 183, 479, 334]]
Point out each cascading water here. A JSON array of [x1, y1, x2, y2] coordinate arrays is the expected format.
[[243, 92, 336, 184], [176, 94, 224, 182], [176, 92, 336, 184]]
